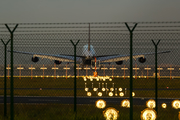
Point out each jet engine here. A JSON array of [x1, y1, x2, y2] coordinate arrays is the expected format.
[[31, 57, 39, 62], [54, 60, 62, 65], [138, 57, 146, 63], [115, 61, 123, 65]]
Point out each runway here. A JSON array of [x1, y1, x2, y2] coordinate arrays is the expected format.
[[0, 88, 180, 91], [0, 96, 176, 105], [1, 64, 180, 78]]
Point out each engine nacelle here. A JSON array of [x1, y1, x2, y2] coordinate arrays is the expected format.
[[115, 61, 123, 65], [32, 57, 39, 62], [138, 57, 146, 63], [54, 60, 62, 65]]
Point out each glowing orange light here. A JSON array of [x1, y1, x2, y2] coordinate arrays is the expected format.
[[172, 100, 180, 109], [146, 99, 156, 109], [103, 107, 119, 120], [121, 99, 130, 108], [96, 99, 106, 109], [141, 108, 157, 120]]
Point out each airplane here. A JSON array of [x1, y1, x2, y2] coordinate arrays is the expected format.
[[10, 38, 170, 70]]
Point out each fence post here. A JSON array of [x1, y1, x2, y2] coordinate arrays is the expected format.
[[5, 24, 18, 120], [70, 40, 80, 114], [152, 39, 160, 114], [1, 39, 11, 117], [125, 22, 138, 120]]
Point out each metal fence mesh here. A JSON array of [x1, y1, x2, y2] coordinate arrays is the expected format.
[[0, 22, 180, 120]]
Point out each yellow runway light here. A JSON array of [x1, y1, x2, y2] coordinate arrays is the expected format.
[[146, 99, 156, 109], [102, 88, 106, 91], [110, 88, 114, 91], [162, 103, 167, 109], [141, 108, 157, 120], [85, 87, 89, 91], [98, 92, 102, 97], [121, 99, 130, 108], [172, 100, 180, 109], [108, 92, 113, 97], [119, 92, 124, 97], [96, 99, 106, 109], [132, 92, 135, 97], [103, 107, 119, 120], [87, 92, 92, 96], [118, 88, 123, 91]]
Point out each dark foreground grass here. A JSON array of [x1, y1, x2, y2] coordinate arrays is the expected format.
[[0, 104, 179, 120]]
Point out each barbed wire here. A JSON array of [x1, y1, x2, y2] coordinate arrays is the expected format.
[[1, 29, 180, 33], [0, 26, 180, 29], [0, 21, 180, 25]]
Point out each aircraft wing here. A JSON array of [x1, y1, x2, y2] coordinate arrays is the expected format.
[[97, 51, 170, 63], [9, 50, 82, 62]]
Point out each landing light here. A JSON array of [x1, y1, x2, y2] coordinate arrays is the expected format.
[[132, 92, 135, 97], [119, 92, 124, 97], [98, 92, 102, 97], [85, 87, 88, 91], [96, 99, 106, 109], [141, 108, 157, 120], [103, 107, 119, 120], [93, 88, 98, 91], [172, 100, 180, 109], [162, 103, 167, 109], [110, 88, 114, 91], [121, 99, 130, 108], [146, 99, 156, 109], [118, 88, 122, 91], [108, 92, 113, 97], [102, 88, 106, 91], [87, 92, 92, 96]]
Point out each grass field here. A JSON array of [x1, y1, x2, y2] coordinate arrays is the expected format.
[[0, 104, 179, 120], [0, 77, 180, 119], [0, 77, 180, 98]]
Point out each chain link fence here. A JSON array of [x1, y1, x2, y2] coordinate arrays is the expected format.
[[0, 22, 180, 120]]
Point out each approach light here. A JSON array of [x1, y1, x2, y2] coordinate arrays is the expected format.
[[83, 77, 87, 81], [103, 107, 119, 120], [121, 99, 130, 108], [162, 103, 167, 109], [90, 78, 93, 81], [146, 99, 156, 109], [96, 99, 106, 109], [141, 108, 157, 120], [172, 100, 180, 109], [102, 88, 106, 91], [109, 92, 113, 97], [98, 92, 103, 97], [118, 88, 123, 91], [103, 78, 106, 81], [96, 78, 99, 81], [85, 87, 89, 91], [110, 88, 114, 91], [109, 78, 112, 81], [93, 88, 98, 91], [132, 92, 135, 97], [119, 92, 124, 97], [87, 92, 92, 96]]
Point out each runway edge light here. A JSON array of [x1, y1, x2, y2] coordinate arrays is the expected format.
[[141, 108, 157, 120], [103, 107, 119, 120], [95, 99, 106, 109]]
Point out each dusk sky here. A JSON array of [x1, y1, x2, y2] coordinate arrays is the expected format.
[[0, 0, 180, 23]]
